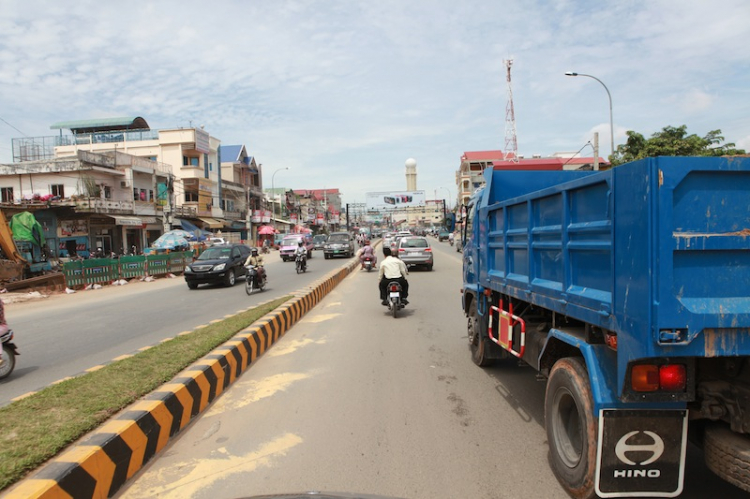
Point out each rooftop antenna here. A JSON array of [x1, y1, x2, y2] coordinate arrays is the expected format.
[[504, 59, 519, 163]]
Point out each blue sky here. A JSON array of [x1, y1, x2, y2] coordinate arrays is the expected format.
[[1, 0, 749, 205]]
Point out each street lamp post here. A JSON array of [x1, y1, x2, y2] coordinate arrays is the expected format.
[[439, 187, 452, 210], [271, 167, 289, 229], [565, 71, 614, 158]]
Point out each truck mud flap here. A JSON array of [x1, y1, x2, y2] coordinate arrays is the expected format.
[[595, 409, 687, 498]]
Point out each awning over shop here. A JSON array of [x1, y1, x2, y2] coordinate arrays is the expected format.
[[108, 215, 143, 226], [197, 217, 224, 229]]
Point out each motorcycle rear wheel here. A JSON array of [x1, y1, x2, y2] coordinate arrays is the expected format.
[[391, 300, 398, 318], [0, 345, 16, 380]]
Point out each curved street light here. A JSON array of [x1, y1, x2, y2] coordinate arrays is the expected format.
[[565, 71, 614, 157], [439, 186, 452, 210], [271, 167, 289, 227]]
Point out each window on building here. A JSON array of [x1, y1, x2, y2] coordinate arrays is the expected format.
[[134, 188, 139, 200], [149, 190, 154, 202], [183, 156, 199, 167], [185, 192, 199, 202], [103, 185, 112, 199], [1, 187, 13, 203], [51, 184, 65, 198]]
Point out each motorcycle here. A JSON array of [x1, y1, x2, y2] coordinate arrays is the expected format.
[[363, 256, 375, 272], [245, 265, 266, 295], [449, 237, 454, 246], [0, 329, 19, 380], [386, 281, 404, 318], [295, 252, 307, 274], [260, 245, 270, 255]]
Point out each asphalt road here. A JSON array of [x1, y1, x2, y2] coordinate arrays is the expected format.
[[114, 240, 747, 499], [1, 249, 352, 405]]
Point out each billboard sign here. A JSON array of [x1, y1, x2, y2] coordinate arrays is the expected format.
[[366, 191, 425, 210]]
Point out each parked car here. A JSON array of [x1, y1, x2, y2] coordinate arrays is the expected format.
[[313, 234, 328, 250], [184, 243, 251, 289], [324, 232, 355, 259], [208, 237, 226, 246], [397, 236, 433, 270], [279, 234, 313, 261]]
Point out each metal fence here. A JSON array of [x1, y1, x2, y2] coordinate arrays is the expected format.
[[62, 251, 194, 288]]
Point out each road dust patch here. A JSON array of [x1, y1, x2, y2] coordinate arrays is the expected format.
[[323, 301, 341, 308], [119, 432, 303, 499], [266, 336, 328, 357], [206, 372, 311, 414], [300, 312, 341, 323]]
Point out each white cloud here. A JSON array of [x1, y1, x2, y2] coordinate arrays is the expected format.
[[0, 0, 749, 203]]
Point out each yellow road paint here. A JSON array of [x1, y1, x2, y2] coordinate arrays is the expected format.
[[113, 354, 133, 361], [266, 337, 327, 357], [300, 312, 340, 324], [206, 372, 311, 415], [85, 365, 105, 373], [11, 391, 37, 402], [119, 433, 303, 499]]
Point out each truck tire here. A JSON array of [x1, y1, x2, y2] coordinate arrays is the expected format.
[[468, 302, 493, 367], [545, 357, 597, 499], [704, 423, 750, 492]]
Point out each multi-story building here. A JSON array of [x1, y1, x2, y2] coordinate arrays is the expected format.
[[0, 150, 169, 256], [219, 145, 263, 240], [11, 116, 263, 243], [455, 150, 610, 206], [291, 189, 342, 232]]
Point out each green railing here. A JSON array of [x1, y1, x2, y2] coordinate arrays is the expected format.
[[63, 251, 193, 289]]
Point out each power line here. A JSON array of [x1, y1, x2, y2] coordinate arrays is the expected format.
[[0, 116, 28, 137]]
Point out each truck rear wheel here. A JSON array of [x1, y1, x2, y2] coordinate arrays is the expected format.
[[468, 302, 493, 367], [545, 357, 597, 499], [704, 423, 750, 492]]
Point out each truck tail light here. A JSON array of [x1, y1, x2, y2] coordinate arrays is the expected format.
[[631, 365, 659, 392], [631, 364, 687, 392], [659, 364, 687, 391]]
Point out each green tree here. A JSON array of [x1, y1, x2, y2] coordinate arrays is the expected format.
[[610, 125, 746, 166]]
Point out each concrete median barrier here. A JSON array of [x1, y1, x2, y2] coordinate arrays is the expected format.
[[5, 257, 361, 499]]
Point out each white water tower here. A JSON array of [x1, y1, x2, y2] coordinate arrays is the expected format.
[[405, 158, 417, 191]]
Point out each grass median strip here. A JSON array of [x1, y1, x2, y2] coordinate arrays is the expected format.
[[0, 295, 291, 491]]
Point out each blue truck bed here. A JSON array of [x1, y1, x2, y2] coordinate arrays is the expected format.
[[479, 157, 750, 373]]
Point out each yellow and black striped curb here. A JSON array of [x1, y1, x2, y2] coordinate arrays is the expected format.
[[5, 257, 361, 499]]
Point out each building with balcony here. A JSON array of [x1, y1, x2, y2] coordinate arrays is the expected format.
[[0, 150, 170, 257], [291, 188, 342, 232], [12, 117, 263, 242], [455, 150, 610, 206], [219, 145, 263, 241]]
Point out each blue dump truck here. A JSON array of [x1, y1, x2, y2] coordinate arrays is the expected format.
[[461, 156, 750, 498]]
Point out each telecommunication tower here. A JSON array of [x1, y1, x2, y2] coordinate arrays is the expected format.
[[504, 59, 519, 162]]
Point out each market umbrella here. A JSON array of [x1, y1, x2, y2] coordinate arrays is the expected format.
[[258, 225, 277, 235], [151, 232, 190, 250]]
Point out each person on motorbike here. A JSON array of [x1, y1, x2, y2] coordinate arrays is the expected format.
[[244, 247, 266, 284], [378, 247, 409, 306], [448, 232, 455, 245], [360, 239, 376, 270], [294, 240, 307, 270]]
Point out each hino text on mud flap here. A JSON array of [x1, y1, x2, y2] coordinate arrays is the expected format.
[[595, 409, 687, 497]]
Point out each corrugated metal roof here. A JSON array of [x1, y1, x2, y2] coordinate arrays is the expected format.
[[219, 145, 243, 163], [50, 117, 149, 132]]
